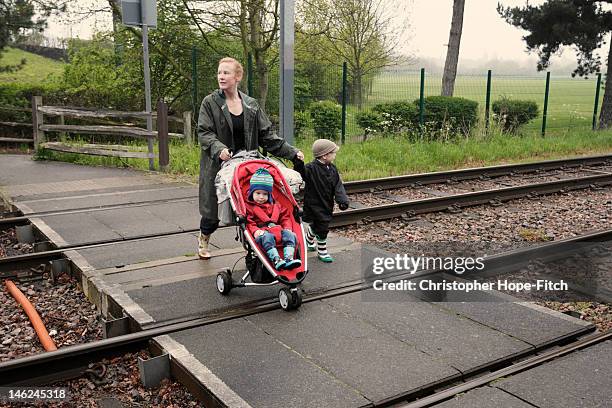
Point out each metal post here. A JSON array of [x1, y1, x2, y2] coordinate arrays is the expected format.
[[247, 53, 254, 96], [541, 71, 550, 137], [485, 70, 492, 130], [157, 100, 169, 171], [191, 46, 199, 118], [593, 73, 602, 130], [279, 0, 294, 144], [31, 95, 44, 150], [341, 62, 347, 144], [142, 23, 154, 170], [419, 68, 425, 126]]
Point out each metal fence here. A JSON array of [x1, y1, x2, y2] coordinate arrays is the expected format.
[[189, 53, 604, 142]]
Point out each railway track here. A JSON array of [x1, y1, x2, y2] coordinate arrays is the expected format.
[[1, 155, 610, 406], [398, 330, 612, 408], [0, 154, 610, 230], [343, 153, 611, 193], [1, 228, 608, 391], [1, 169, 610, 277]]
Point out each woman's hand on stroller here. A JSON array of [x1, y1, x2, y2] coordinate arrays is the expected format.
[[220, 148, 233, 161]]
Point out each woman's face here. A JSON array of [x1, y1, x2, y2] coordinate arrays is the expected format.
[[218, 62, 241, 91]]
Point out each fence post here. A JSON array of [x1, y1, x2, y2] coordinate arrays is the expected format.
[[541, 72, 550, 137], [485, 70, 492, 130], [157, 100, 169, 172], [183, 111, 193, 145], [419, 68, 425, 127], [341, 62, 348, 144], [31, 95, 44, 150], [592, 73, 602, 130], [248, 53, 254, 96], [191, 46, 199, 117]]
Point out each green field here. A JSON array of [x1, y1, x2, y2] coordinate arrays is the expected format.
[[337, 70, 602, 137], [0, 47, 64, 84]]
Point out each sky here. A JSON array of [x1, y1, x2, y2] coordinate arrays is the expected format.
[[43, 0, 601, 67]]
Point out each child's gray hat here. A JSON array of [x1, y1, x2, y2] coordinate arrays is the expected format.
[[312, 139, 339, 158]]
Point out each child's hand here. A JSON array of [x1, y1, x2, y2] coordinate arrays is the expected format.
[[254, 230, 265, 238], [339, 202, 349, 211]]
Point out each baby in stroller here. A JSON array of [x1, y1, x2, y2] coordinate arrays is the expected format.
[[246, 168, 302, 270], [215, 152, 307, 310]]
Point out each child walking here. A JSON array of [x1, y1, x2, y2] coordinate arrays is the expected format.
[[293, 139, 349, 262], [246, 168, 302, 270]]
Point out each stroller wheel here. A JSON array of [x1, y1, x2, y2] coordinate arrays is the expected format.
[[216, 270, 232, 295], [279, 287, 302, 311]]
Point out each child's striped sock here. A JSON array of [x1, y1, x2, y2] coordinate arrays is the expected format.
[[305, 226, 316, 251], [317, 238, 333, 262]]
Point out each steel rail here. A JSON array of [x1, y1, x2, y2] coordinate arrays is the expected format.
[[0, 229, 201, 275], [2, 173, 610, 275], [1, 229, 608, 387], [332, 173, 612, 227], [397, 330, 612, 408], [1, 154, 609, 229], [343, 154, 612, 193]]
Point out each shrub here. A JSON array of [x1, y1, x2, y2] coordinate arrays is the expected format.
[[309, 100, 341, 140], [355, 110, 382, 139], [0, 82, 67, 126], [294, 110, 310, 138], [415, 96, 478, 135], [372, 101, 417, 133], [492, 98, 539, 132]]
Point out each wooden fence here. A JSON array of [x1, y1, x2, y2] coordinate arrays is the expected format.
[[0, 105, 34, 144], [28, 96, 194, 171]]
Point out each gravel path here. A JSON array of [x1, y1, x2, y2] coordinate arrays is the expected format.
[[0, 228, 33, 258], [340, 188, 610, 250], [347, 165, 612, 206], [0, 273, 103, 362], [336, 187, 611, 331], [0, 350, 202, 407]]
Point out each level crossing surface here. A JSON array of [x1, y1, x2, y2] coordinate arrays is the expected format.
[[0, 154, 606, 407]]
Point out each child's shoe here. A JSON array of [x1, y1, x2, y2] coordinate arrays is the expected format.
[[305, 226, 316, 252], [317, 238, 333, 263], [266, 248, 286, 270], [283, 246, 302, 269]]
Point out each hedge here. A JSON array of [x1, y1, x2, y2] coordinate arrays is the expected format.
[[309, 100, 341, 140], [492, 98, 539, 132]]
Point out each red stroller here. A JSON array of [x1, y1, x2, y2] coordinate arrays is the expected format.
[[215, 158, 308, 310]]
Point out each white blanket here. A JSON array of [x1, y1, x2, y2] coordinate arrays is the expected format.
[[215, 150, 304, 204]]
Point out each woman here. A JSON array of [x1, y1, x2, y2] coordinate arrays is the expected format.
[[197, 57, 304, 259]]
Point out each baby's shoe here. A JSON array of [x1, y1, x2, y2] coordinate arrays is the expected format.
[[266, 248, 286, 270], [283, 246, 302, 269]]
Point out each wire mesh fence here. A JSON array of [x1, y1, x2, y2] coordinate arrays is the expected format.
[[188, 51, 603, 142]]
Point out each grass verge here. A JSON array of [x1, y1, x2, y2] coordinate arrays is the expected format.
[[34, 127, 612, 182]]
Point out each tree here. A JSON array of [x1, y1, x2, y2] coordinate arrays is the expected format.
[[298, 0, 407, 108], [0, 0, 62, 72], [498, 0, 612, 128], [185, 0, 281, 110], [441, 0, 465, 96], [59, 0, 240, 112]]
